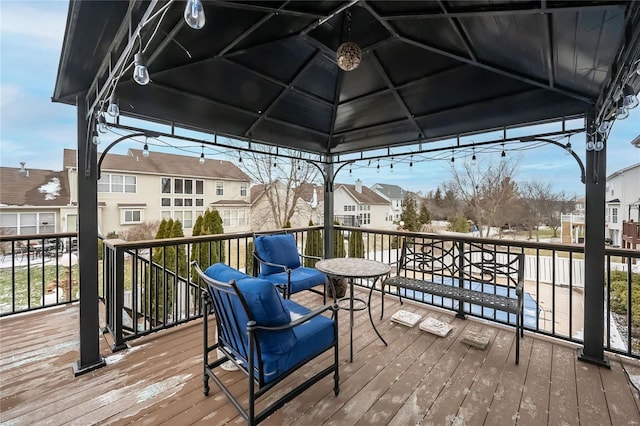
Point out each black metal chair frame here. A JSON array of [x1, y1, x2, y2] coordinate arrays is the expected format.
[[193, 262, 340, 425], [252, 231, 331, 301]]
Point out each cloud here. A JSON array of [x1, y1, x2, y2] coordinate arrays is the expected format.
[[0, 2, 67, 48]]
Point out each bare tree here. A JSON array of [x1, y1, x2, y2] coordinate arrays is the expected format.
[[241, 149, 321, 229], [445, 159, 519, 237], [520, 180, 575, 239]]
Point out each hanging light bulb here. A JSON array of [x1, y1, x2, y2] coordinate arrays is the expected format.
[[615, 99, 629, 120], [501, 143, 506, 157], [133, 52, 150, 85], [184, 0, 205, 30], [390, 163, 394, 173], [566, 136, 572, 150], [472, 148, 476, 161], [273, 159, 277, 168], [586, 137, 595, 151], [451, 149, 455, 163], [622, 84, 639, 110], [594, 138, 605, 151], [598, 120, 612, 134], [107, 93, 119, 117], [409, 155, 413, 168], [143, 142, 150, 157], [349, 165, 352, 176], [199, 145, 205, 164], [91, 130, 100, 146], [376, 159, 380, 173], [238, 152, 243, 163], [97, 113, 108, 133]]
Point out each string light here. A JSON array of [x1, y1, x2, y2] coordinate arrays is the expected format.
[[409, 155, 413, 168], [376, 159, 380, 172], [107, 93, 119, 118], [238, 151, 243, 163], [184, 0, 206, 30], [501, 142, 506, 157], [143, 141, 150, 157], [472, 147, 476, 161], [451, 148, 455, 162], [133, 52, 150, 85], [97, 113, 108, 133], [199, 144, 205, 164], [349, 164, 352, 176], [91, 130, 100, 146]]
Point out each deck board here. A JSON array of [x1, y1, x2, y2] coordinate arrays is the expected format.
[[1, 290, 639, 425]]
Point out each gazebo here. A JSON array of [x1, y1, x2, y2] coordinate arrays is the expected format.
[[52, 0, 640, 375]]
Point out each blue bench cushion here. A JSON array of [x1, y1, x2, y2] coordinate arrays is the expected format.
[[205, 263, 250, 283], [255, 234, 301, 275], [260, 299, 335, 384], [260, 267, 327, 293]]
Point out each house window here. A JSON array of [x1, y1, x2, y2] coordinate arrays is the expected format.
[[0, 212, 56, 235], [240, 183, 247, 196], [223, 209, 246, 227], [161, 177, 171, 193], [196, 198, 204, 207], [344, 205, 355, 212], [359, 213, 370, 225], [612, 207, 618, 224], [174, 178, 184, 194], [216, 182, 224, 196], [122, 210, 142, 224], [98, 174, 136, 193], [161, 198, 171, 207], [174, 198, 183, 207], [196, 180, 204, 194], [169, 210, 194, 228], [185, 180, 193, 194]]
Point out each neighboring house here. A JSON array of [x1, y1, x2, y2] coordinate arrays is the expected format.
[[249, 181, 323, 231], [64, 149, 251, 236], [370, 183, 406, 223], [334, 179, 392, 229], [0, 165, 74, 236], [605, 163, 640, 247]]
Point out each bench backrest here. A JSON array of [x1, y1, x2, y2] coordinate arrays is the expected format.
[[398, 240, 524, 292]]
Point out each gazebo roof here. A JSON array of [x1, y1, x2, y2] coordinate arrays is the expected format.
[[53, 1, 640, 157]]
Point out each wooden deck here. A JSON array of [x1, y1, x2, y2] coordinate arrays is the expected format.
[[1, 290, 639, 425]]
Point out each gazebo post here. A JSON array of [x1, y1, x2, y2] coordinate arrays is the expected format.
[[578, 110, 610, 368], [73, 96, 106, 376], [323, 160, 335, 259]]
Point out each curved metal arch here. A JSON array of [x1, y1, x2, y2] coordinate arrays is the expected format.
[[96, 131, 160, 179]]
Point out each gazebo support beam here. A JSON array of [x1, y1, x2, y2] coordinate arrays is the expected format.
[[578, 110, 610, 368], [73, 96, 106, 376]]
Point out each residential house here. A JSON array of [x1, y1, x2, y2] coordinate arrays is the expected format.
[[334, 179, 392, 229], [0, 164, 74, 236], [370, 182, 406, 223], [250, 181, 323, 231], [64, 149, 251, 237], [605, 162, 640, 247]]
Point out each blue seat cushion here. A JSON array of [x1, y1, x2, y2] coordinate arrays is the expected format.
[[255, 234, 301, 275], [205, 262, 250, 283], [260, 299, 336, 384], [260, 267, 327, 294]]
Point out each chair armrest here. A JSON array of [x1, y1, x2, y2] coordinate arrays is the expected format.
[[300, 254, 323, 261], [250, 303, 338, 332], [253, 252, 292, 273]]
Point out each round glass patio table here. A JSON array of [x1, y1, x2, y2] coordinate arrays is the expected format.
[[315, 258, 390, 362]]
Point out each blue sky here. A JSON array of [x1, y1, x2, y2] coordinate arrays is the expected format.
[[1, 0, 638, 198]]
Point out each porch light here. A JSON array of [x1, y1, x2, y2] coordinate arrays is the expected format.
[[143, 142, 150, 157], [622, 84, 639, 109], [184, 0, 205, 30], [133, 52, 150, 85], [336, 42, 361, 71], [107, 93, 119, 117]]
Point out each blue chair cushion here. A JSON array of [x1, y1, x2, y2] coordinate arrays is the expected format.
[[260, 299, 336, 383], [233, 277, 295, 355], [205, 263, 250, 283], [255, 234, 301, 275], [260, 267, 327, 293]]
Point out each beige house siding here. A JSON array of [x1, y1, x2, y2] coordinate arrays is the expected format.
[[249, 182, 322, 231], [333, 183, 393, 230]]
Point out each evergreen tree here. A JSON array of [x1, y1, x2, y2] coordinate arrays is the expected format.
[[348, 230, 364, 258], [190, 215, 203, 279], [333, 220, 345, 258], [304, 220, 323, 267], [400, 193, 420, 231], [447, 214, 469, 233], [209, 209, 225, 264], [418, 203, 431, 226], [246, 241, 255, 276]]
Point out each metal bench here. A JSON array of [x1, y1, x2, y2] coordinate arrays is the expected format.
[[379, 240, 525, 364]]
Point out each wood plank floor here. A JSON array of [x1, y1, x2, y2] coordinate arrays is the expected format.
[[1, 290, 639, 425]]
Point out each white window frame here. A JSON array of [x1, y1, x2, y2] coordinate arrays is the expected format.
[[216, 181, 224, 196], [98, 173, 137, 193], [121, 209, 143, 225]]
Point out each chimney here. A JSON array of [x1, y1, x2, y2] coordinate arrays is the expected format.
[[355, 179, 362, 193]]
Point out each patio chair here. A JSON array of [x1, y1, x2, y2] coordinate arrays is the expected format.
[[253, 232, 330, 301], [193, 261, 339, 426]]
